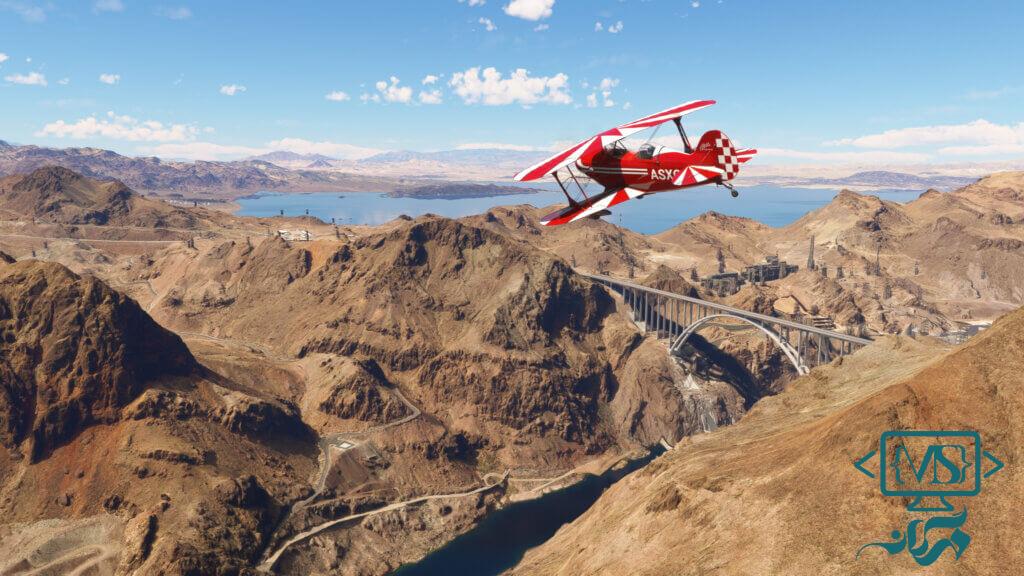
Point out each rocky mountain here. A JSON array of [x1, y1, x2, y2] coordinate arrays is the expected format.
[[0, 143, 405, 199], [144, 216, 709, 452], [511, 305, 1024, 575], [0, 258, 195, 460], [0, 257, 317, 574], [65, 212, 742, 573], [0, 166, 210, 229]]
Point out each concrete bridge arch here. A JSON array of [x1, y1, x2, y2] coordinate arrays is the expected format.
[[669, 313, 809, 375]]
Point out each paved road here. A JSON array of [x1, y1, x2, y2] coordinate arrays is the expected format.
[[299, 388, 422, 506], [258, 471, 509, 572]]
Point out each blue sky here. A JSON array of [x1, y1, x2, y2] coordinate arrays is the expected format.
[[1, 0, 1022, 164]]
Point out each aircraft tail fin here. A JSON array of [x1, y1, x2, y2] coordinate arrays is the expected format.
[[695, 130, 756, 181]]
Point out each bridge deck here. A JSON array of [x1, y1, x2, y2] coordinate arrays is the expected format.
[[582, 273, 872, 346]]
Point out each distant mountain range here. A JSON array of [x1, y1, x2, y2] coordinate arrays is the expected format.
[[749, 169, 977, 191], [249, 150, 338, 164], [0, 139, 993, 199], [359, 148, 546, 165], [0, 142, 407, 199]]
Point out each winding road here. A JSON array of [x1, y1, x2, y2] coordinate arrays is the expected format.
[[258, 471, 509, 572]]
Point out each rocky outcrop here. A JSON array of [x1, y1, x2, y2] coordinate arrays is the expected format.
[[0, 259, 196, 460], [318, 358, 410, 423], [148, 475, 281, 574], [640, 265, 701, 298]]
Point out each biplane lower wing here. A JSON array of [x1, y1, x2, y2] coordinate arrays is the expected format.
[[540, 187, 647, 226]]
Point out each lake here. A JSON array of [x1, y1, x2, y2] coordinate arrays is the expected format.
[[389, 448, 664, 576], [235, 185, 925, 234]]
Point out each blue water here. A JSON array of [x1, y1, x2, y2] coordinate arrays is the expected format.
[[390, 448, 664, 576], [235, 185, 925, 234]]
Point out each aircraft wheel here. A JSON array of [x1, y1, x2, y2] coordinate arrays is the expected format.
[[730, 189, 739, 198]]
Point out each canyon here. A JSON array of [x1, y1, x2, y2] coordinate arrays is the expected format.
[[1, 165, 1022, 574]]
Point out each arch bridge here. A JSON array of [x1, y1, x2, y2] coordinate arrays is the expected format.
[[583, 273, 872, 375]]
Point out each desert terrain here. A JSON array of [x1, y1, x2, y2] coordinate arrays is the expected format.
[[1, 164, 1022, 574]]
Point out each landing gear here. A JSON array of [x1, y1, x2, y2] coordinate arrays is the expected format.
[[722, 181, 739, 198]]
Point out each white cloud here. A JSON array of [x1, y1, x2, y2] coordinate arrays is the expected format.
[[607, 20, 623, 33], [325, 90, 350, 101], [937, 143, 1024, 156], [623, 102, 632, 110], [455, 142, 546, 151], [503, 0, 554, 21], [827, 119, 1024, 150], [963, 86, 1019, 101], [459, 0, 485, 5], [449, 66, 571, 106], [219, 84, 246, 96], [422, 74, 439, 85], [418, 89, 442, 104], [758, 147, 931, 164], [533, 23, 548, 31], [58, 77, 70, 85], [0, 53, 8, 64], [264, 137, 383, 160], [583, 78, 619, 107], [37, 111, 200, 142], [141, 138, 384, 162], [691, 1, 700, 7], [155, 5, 192, 19], [594, 22, 602, 32], [99, 73, 120, 85], [93, 0, 124, 12], [369, 76, 413, 104], [4, 71, 46, 86], [0, 1, 48, 22], [478, 16, 497, 31], [142, 142, 266, 161]]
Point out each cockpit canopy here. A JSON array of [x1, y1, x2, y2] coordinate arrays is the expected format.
[[636, 143, 656, 160], [602, 140, 684, 161]]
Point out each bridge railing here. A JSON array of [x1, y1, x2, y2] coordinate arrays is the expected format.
[[581, 273, 872, 347]]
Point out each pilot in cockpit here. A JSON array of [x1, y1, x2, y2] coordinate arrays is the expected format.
[[636, 143, 656, 160]]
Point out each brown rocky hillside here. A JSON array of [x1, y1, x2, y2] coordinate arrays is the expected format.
[[511, 306, 1024, 575], [0, 258, 195, 460], [0, 257, 318, 574]]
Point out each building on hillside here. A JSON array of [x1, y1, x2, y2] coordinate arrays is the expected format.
[[278, 229, 311, 241], [810, 315, 836, 330], [741, 255, 799, 284], [937, 322, 990, 345], [700, 272, 743, 296]]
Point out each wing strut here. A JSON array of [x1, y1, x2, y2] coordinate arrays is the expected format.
[[673, 118, 693, 153], [553, 167, 589, 207]]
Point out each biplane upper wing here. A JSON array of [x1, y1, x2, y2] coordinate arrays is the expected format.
[[513, 99, 716, 182], [540, 186, 647, 226]]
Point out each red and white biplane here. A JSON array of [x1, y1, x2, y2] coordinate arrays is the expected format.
[[513, 100, 756, 226]]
